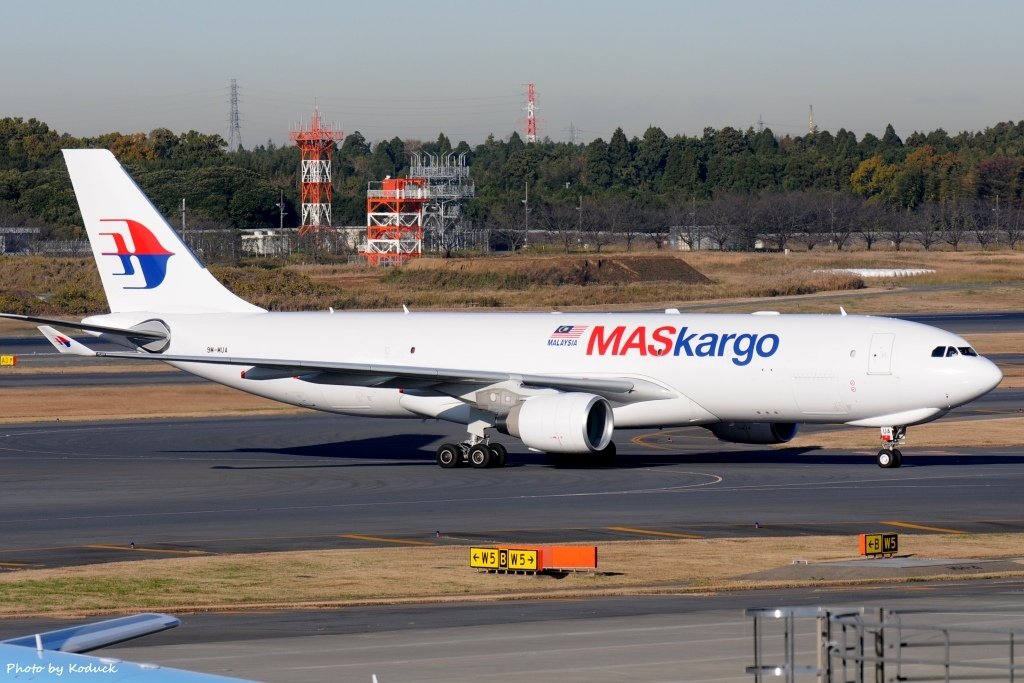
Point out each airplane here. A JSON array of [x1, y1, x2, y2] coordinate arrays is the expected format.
[[1, 149, 1003, 469], [0, 613, 254, 681]]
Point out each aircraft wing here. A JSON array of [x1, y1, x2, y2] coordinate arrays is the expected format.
[[1, 613, 255, 681], [2, 613, 180, 653], [94, 349, 671, 400], [39, 328, 670, 401]]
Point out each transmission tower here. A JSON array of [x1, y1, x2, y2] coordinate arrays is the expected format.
[[808, 105, 818, 135], [524, 83, 538, 143], [289, 105, 343, 236], [565, 122, 579, 145], [756, 114, 764, 133], [227, 79, 242, 151]]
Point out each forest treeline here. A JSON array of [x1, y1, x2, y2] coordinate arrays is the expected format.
[[2, 116, 1024, 251]]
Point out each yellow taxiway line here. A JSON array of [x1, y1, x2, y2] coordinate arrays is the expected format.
[[339, 534, 435, 546], [607, 526, 704, 540], [882, 521, 967, 534], [85, 544, 208, 555]]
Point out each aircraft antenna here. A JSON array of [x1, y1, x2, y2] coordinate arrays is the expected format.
[[227, 79, 243, 151], [289, 104, 344, 237]]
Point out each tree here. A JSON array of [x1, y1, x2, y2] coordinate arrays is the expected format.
[[646, 205, 673, 250], [170, 131, 227, 167], [661, 137, 706, 196], [970, 197, 998, 248], [704, 194, 754, 250], [1005, 200, 1024, 248], [485, 203, 527, 252], [634, 126, 668, 187], [584, 198, 617, 253], [939, 200, 970, 251], [583, 138, 611, 189], [823, 192, 859, 250], [534, 200, 581, 253], [341, 131, 371, 157], [879, 123, 904, 163], [913, 204, 942, 251], [851, 156, 898, 200], [611, 198, 646, 251], [857, 200, 887, 250], [752, 193, 802, 251], [886, 205, 913, 251], [607, 128, 635, 187]]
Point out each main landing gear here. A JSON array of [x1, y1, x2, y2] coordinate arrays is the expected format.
[[436, 441, 508, 469], [877, 425, 906, 468]]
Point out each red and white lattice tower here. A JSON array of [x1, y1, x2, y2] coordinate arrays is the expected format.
[[289, 106, 343, 236], [525, 83, 538, 143], [364, 178, 428, 266]]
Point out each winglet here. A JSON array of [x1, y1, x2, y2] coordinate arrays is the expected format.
[[38, 326, 98, 356]]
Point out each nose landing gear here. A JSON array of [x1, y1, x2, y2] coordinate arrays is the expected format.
[[877, 425, 906, 468]]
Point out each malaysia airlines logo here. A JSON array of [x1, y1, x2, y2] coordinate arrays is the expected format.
[[53, 335, 72, 348], [99, 219, 174, 289], [548, 325, 588, 347]]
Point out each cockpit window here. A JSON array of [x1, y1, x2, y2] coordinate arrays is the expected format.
[[931, 345, 978, 358]]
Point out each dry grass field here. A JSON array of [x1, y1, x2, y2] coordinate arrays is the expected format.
[[2, 248, 1019, 315], [289, 249, 1024, 312], [1, 535, 1022, 618]]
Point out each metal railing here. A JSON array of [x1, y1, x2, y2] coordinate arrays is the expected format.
[[747, 606, 1024, 682]]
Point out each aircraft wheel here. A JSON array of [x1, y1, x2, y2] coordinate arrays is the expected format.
[[892, 449, 903, 468], [877, 449, 897, 468], [469, 444, 492, 468], [488, 443, 508, 468], [437, 443, 460, 469]]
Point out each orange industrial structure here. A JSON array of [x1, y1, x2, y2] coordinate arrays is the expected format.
[[289, 106, 343, 236], [364, 177, 428, 266]]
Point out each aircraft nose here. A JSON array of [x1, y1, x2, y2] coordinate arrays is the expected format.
[[945, 357, 1003, 408], [976, 357, 1004, 396]]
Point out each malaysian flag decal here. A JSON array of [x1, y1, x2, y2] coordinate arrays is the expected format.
[[548, 325, 588, 347]]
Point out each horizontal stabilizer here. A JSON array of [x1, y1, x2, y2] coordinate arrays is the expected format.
[[38, 325, 98, 356], [3, 613, 180, 653], [1, 313, 167, 341]]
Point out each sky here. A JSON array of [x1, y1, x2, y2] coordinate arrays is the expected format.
[[5, 0, 1024, 148]]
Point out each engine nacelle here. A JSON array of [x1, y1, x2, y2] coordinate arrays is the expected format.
[[706, 421, 799, 445], [499, 393, 614, 453]]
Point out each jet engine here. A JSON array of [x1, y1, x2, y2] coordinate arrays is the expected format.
[[498, 393, 614, 453], [706, 421, 799, 445]]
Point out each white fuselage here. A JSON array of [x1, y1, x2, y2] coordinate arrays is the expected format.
[[89, 311, 1003, 430]]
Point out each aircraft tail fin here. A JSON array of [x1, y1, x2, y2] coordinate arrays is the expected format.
[[62, 149, 263, 315]]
